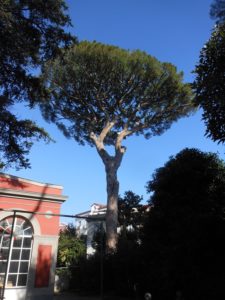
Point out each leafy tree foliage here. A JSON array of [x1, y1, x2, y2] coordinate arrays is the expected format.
[[193, 24, 225, 144], [118, 190, 148, 245], [57, 223, 85, 267], [118, 191, 143, 230], [0, 0, 74, 169], [0, 105, 50, 169], [210, 0, 225, 23], [91, 223, 106, 254], [193, 0, 225, 144], [41, 40, 194, 250], [142, 148, 225, 300]]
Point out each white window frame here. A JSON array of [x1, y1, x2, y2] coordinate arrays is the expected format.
[[0, 216, 33, 288]]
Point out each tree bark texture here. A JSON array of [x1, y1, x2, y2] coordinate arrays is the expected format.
[[105, 160, 119, 252]]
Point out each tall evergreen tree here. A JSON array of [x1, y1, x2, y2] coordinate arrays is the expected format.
[[193, 0, 225, 144], [0, 0, 74, 169]]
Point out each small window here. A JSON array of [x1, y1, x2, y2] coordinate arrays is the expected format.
[[0, 216, 33, 287]]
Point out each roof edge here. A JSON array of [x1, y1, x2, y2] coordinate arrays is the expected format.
[[0, 188, 67, 203], [0, 173, 63, 189]]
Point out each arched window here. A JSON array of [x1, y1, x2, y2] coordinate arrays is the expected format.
[[0, 216, 33, 287]]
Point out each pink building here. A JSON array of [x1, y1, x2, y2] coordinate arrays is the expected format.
[[0, 173, 67, 300]]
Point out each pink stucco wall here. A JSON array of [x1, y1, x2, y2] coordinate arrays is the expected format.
[[0, 174, 66, 235]]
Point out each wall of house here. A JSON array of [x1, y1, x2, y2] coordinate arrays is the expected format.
[[0, 173, 66, 300]]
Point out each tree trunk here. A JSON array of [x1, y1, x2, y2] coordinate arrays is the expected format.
[[90, 126, 126, 252], [105, 161, 119, 252]]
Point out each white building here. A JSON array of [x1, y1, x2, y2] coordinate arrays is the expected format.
[[75, 203, 106, 256]]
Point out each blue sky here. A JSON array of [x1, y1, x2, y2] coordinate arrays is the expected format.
[[7, 0, 225, 218]]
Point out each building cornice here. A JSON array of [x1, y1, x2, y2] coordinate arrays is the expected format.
[[0, 188, 67, 203], [0, 173, 63, 189]]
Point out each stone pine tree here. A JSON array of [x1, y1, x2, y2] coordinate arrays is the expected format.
[[40, 41, 194, 251]]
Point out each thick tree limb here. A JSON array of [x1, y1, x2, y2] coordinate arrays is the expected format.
[[99, 120, 115, 143]]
